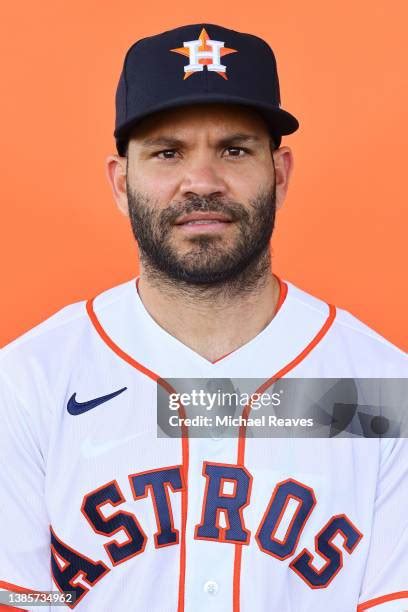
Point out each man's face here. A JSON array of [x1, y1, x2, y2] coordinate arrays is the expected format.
[[125, 104, 278, 285]]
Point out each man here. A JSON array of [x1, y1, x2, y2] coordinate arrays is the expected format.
[[0, 23, 406, 612]]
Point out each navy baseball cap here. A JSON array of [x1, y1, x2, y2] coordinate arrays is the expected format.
[[114, 23, 299, 155]]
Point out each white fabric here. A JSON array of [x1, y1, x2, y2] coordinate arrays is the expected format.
[[0, 278, 406, 611]]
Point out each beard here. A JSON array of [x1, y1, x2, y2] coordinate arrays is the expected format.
[[126, 180, 277, 292]]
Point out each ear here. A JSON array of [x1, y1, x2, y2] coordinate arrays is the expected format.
[[105, 154, 129, 217], [272, 146, 294, 210]]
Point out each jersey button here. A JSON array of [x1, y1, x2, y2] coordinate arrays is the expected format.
[[203, 580, 219, 596]]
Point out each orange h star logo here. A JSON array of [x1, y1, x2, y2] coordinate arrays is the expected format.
[[170, 28, 238, 80]]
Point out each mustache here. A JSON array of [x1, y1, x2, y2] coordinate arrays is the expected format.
[[159, 196, 249, 225]]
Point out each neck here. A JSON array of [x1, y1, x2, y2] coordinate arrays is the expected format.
[[136, 253, 281, 363]]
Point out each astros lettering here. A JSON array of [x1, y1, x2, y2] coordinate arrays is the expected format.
[[51, 462, 362, 608]]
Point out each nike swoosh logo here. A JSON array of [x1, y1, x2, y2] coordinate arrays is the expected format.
[[67, 387, 127, 415]]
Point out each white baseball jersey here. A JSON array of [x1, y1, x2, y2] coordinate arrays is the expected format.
[[0, 277, 407, 612]]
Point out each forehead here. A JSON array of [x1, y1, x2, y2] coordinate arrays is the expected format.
[[128, 103, 270, 142]]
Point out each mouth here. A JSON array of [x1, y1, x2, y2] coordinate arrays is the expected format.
[[174, 212, 234, 233], [175, 212, 233, 225]]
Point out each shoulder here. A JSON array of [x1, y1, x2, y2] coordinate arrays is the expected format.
[[0, 279, 136, 379], [284, 280, 406, 376], [0, 279, 137, 455]]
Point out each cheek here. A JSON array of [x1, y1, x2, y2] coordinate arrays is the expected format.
[[133, 171, 180, 206], [227, 165, 273, 200]]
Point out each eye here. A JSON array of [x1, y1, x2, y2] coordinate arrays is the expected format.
[[224, 146, 249, 158], [155, 149, 179, 160]]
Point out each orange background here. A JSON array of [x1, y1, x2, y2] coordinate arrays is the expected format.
[[1, 1, 406, 350]]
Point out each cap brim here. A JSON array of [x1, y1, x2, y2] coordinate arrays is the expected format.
[[114, 93, 299, 152]]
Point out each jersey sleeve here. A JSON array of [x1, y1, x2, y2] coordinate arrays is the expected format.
[[0, 370, 52, 610], [357, 436, 408, 611]]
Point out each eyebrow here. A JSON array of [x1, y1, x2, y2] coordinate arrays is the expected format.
[[140, 133, 262, 148]]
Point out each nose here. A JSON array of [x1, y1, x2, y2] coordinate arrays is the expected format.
[[178, 158, 228, 200]]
